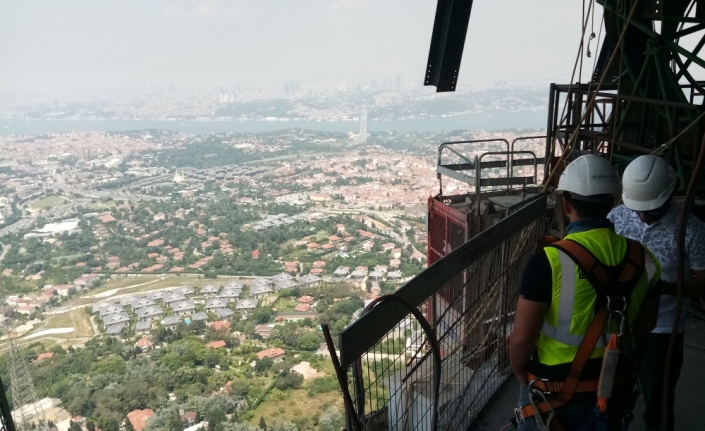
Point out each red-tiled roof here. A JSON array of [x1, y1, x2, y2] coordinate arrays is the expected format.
[[206, 340, 227, 349], [134, 338, 152, 348], [36, 352, 54, 361], [256, 347, 286, 360], [127, 409, 155, 431], [209, 321, 231, 331]]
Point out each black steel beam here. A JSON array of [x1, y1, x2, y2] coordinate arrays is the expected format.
[[424, 0, 475, 92]]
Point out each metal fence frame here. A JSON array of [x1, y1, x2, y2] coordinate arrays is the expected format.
[[339, 193, 549, 431]]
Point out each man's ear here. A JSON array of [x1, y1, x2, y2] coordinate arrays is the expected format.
[[562, 195, 572, 215]]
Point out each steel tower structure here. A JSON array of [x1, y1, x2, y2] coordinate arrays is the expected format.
[[0, 282, 48, 431]]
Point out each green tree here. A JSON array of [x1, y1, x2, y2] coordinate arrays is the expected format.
[[296, 332, 321, 351], [254, 357, 273, 373], [258, 417, 267, 431]]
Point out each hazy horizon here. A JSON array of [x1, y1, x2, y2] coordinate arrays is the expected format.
[[1, 0, 600, 99]]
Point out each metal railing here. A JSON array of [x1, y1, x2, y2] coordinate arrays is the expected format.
[[338, 194, 549, 431]]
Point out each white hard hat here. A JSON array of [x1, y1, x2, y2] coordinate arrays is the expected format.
[[622, 155, 676, 211], [556, 154, 620, 201]]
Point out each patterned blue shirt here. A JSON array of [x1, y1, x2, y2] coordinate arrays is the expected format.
[[608, 202, 705, 333]]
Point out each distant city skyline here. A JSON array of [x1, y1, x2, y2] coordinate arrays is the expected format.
[[2, 0, 600, 98]]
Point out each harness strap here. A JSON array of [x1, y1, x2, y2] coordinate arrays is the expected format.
[[520, 307, 609, 420], [526, 371, 633, 393], [549, 238, 645, 301]]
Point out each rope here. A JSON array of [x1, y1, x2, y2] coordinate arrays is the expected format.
[[651, 110, 705, 155], [543, 0, 642, 191]]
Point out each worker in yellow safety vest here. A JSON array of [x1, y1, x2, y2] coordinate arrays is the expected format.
[[509, 154, 662, 431]]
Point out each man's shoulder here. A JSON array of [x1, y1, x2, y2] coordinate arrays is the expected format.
[[607, 204, 631, 222], [686, 212, 705, 235]]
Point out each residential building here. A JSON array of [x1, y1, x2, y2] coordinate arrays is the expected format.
[[215, 308, 234, 319], [256, 347, 286, 362], [235, 299, 258, 310], [190, 312, 209, 322], [200, 284, 221, 296], [205, 298, 228, 313], [135, 337, 152, 351], [387, 270, 403, 280], [127, 409, 155, 431], [178, 286, 195, 296], [103, 313, 129, 327], [275, 278, 298, 291], [251, 284, 273, 299], [206, 340, 227, 349], [333, 267, 350, 279], [219, 288, 241, 303], [147, 291, 166, 302], [209, 321, 231, 331], [131, 298, 156, 312], [299, 274, 322, 287], [105, 324, 126, 338], [224, 280, 244, 290], [135, 320, 152, 335], [180, 411, 197, 426], [369, 270, 385, 281], [161, 316, 181, 329], [137, 306, 163, 322], [254, 324, 273, 338], [163, 292, 187, 307], [172, 300, 196, 316]]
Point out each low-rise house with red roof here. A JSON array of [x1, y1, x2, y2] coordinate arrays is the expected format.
[[209, 321, 231, 331], [256, 347, 286, 362], [36, 352, 54, 362], [206, 340, 227, 349], [127, 409, 155, 431], [134, 338, 152, 351], [294, 303, 311, 312]]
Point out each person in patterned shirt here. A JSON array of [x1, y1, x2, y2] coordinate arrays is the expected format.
[[608, 155, 705, 431]]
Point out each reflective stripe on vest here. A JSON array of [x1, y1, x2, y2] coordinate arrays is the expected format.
[[541, 250, 607, 348]]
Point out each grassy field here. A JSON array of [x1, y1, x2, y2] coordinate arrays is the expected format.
[[30, 195, 70, 210], [247, 358, 342, 427], [0, 308, 96, 352], [248, 387, 343, 427], [85, 200, 117, 210]]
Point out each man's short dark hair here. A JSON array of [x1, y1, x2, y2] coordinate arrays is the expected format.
[[563, 192, 614, 220]]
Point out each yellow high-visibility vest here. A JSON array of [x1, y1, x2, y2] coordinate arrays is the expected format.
[[536, 228, 661, 367]]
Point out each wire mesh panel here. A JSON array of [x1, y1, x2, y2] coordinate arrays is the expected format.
[[339, 194, 549, 431]]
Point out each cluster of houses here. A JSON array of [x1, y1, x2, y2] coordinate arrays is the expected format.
[[92, 272, 326, 338], [251, 212, 313, 231], [332, 265, 403, 282]]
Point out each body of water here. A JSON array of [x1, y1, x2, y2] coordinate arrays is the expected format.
[[0, 110, 546, 135]]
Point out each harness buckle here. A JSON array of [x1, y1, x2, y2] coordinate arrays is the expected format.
[[607, 295, 627, 313], [528, 385, 555, 431], [514, 408, 525, 424], [607, 310, 626, 337]]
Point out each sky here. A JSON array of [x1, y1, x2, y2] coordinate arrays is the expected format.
[[0, 0, 601, 97]]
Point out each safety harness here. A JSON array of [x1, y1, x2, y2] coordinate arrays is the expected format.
[[513, 236, 645, 430]]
